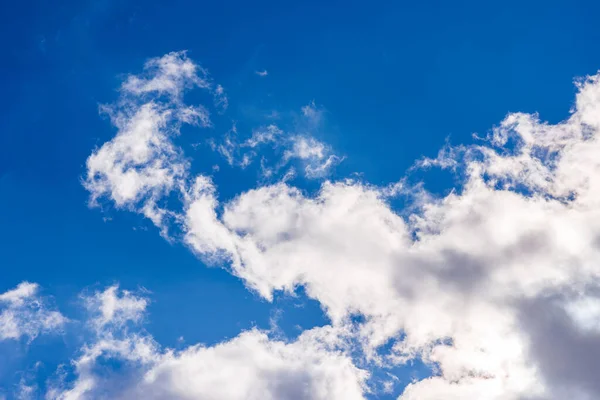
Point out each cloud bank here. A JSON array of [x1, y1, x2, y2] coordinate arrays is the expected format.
[[78, 52, 600, 399]]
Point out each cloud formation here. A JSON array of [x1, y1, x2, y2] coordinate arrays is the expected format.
[[84, 51, 216, 234], [49, 286, 367, 400], [207, 99, 341, 179], [283, 136, 343, 178], [210, 124, 342, 179], [83, 52, 600, 399], [0, 282, 66, 342]]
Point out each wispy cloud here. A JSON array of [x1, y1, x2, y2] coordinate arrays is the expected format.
[[283, 136, 343, 178], [301, 100, 323, 126], [214, 84, 229, 111], [208, 102, 342, 179], [84, 51, 219, 236], [0, 282, 66, 342], [121, 51, 210, 99], [255, 70, 268, 77]]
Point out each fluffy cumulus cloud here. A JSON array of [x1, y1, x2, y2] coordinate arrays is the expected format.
[[134, 327, 366, 400], [48, 286, 367, 400], [0, 282, 66, 342], [82, 52, 600, 399], [84, 51, 215, 233]]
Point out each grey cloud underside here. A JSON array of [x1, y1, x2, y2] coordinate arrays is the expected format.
[[79, 52, 600, 399], [518, 295, 600, 400]]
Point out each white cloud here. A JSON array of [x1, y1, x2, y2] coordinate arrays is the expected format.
[[0, 282, 66, 341], [15, 368, 41, 400], [85, 103, 187, 207], [287, 136, 326, 159], [136, 327, 367, 400], [564, 296, 600, 332], [243, 125, 282, 148], [212, 125, 283, 170], [84, 52, 216, 234], [183, 176, 238, 261], [0, 282, 38, 305], [255, 70, 268, 77], [301, 100, 323, 126], [83, 285, 148, 331], [84, 52, 600, 399], [284, 136, 343, 178], [181, 73, 600, 399], [48, 287, 368, 400], [121, 51, 210, 99], [208, 103, 341, 179], [48, 286, 157, 400], [213, 129, 342, 179], [214, 84, 228, 111]]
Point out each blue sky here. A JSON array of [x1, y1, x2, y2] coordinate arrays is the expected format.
[[2, 1, 600, 399]]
